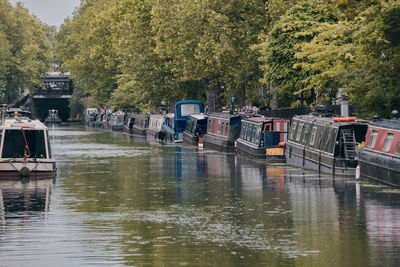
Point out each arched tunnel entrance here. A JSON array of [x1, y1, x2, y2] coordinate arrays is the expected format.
[[32, 97, 70, 121]]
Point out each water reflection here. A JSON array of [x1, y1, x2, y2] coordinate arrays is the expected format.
[[1, 125, 400, 266], [0, 179, 53, 225]]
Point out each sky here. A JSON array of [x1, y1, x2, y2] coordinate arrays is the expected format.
[[9, 0, 81, 27]]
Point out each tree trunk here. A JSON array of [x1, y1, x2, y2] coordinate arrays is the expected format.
[[271, 89, 279, 110], [206, 80, 222, 112]]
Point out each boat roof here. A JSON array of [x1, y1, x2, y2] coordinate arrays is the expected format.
[[175, 100, 203, 106], [149, 114, 166, 119], [190, 114, 207, 120], [369, 119, 400, 130], [207, 112, 241, 120], [0, 117, 48, 130], [293, 114, 364, 127]]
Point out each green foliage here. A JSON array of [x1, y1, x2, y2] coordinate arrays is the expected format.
[[54, 0, 400, 117], [259, 0, 338, 107], [346, 1, 400, 118], [0, 1, 51, 103]]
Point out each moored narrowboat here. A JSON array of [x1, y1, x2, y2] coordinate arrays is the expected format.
[[358, 117, 400, 187], [160, 100, 205, 143], [131, 113, 149, 136], [123, 113, 135, 134], [203, 113, 242, 152], [0, 105, 56, 179], [106, 112, 124, 131], [86, 108, 98, 126], [147, 114, 166, 140], [183, 114, 207, 146], [286, 108, 367, 176], [237, 117, 290, 160]]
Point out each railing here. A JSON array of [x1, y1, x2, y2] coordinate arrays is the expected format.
[[34, 88, 73, 96]]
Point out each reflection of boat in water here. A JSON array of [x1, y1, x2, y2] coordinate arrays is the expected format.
[[0, 105, 56, 179], [44, 109, 62, 124], [0, 179, 53, 222]]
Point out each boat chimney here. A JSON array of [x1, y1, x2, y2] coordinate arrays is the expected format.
[[336, 88, 349, 117], [0, 104, 6, 125], [391, 110, 399, 119]]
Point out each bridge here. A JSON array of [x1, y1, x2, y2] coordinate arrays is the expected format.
[[32, 72, 73, 121]]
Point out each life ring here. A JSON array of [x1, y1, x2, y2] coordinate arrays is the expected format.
[[333, 117, 356, 122]]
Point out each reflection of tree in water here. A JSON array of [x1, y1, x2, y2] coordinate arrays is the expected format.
[[0, 179, 52, 223]]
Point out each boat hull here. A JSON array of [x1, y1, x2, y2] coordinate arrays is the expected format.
[[183, 131, 199, 146], [0, 161, 56, 180], [237, 139, 286, 162], [286, 142, 357, 176], [203, 133, 235, 153], [358, 149, 400, 187], [132, 126, 147, 136]]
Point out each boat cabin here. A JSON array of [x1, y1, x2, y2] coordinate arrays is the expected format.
[[44, 109, 61, 124], [0, 108, 55, 179], [108, 113, 124, 131], [237, 117, 290, 159], [160, 100, 205, 142], [203, 113, 242, 152], [147, 114, 166, 138], [123, 113, 135, 133], [131, 114, 149, 135], [358, 118, 400, 186], [183, 114, 207, 145], [286, 111, 367, 175], [174, 100, 205, 133]]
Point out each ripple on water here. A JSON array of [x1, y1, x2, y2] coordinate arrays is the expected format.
[[53, 142, 153, 159]]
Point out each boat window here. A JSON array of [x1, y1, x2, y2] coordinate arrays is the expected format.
[[295, 123, 304, 141], [326, 128, 338, 153], [221, 122, 224, 135], [2, 129, 47, 158], [180, 104, 201, 116], [225, 122, 229, 135], [301, 125, 309, 144], [396, 140, 400, 154], [314, 126, 327, 150], [275, 122, 280, 132], [382, 133, 394, 152], [255, 127, 261, 145], [252, 126, 257, 143], [368, 130, 378, 149], [264, 123, 271, 132], [240, 123, 246, 139], [289, 122, 297, 140], [309, 126, 317, 146], [246, 125, 251, 141]]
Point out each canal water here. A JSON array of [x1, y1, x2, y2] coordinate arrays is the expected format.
[[1, 125, 400, 266]]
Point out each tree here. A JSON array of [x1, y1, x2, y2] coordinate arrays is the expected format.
[[346, 1, 400, 118], [0, 1, 51, 103], [258, 0, 339, 107]]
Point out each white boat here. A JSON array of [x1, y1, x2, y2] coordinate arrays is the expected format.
[[0, 105, 56, 179]]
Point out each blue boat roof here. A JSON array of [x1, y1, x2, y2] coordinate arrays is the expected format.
[[175, 100, 204, 106]]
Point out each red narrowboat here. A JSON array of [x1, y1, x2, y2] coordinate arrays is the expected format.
[[203, 113, 242, 152], [358, 118, 400, 187], [236, 117, 290, 160]]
